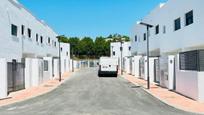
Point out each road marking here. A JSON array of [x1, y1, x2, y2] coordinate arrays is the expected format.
[[7, 107, 17, 111]]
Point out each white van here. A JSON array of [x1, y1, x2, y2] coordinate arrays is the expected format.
[[98, 57, 118, 77]]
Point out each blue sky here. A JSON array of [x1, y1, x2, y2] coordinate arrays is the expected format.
[[19, 0, 167, 38]]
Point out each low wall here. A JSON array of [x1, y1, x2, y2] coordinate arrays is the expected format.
[[25, 58, 44, 88], [0, 58, 7, 99]]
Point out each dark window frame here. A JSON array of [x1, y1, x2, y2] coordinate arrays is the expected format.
[[54, 41, 57, 47], [11, 24, 18, 36], [44, 60, 49, 71], [48, 37, 51, 44], [179, 50, 204, 71], [129, 46, 131, 51], [36, 34, 39, 42], [163, 25, 166, 34], [143, 33, 146, 41], [113, 51, 115, 56], [174, 18, 181, 31], [185, 10, 194, 26], [135, 35, 137, 42], [155, 25, 159, 34], [40, 36, 43, 44], [21, 25, 25, 35], [28, 28, 32, 38]]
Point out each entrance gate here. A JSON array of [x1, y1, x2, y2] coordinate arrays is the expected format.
[[7, 60, 25, 93]]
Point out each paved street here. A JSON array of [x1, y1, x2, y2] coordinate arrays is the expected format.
[[0, 68, 197, 115]]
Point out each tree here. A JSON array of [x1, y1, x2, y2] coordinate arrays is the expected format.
[[60, 34, 130, 59], [78, 37, 94, 58], [58, 35, 69, 43], [94, 36, 107, 58], [68, 37, 80, 57]]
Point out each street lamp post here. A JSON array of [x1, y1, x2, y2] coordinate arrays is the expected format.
[[138, 22, 153, 89], [72, 48, 74, 72], [120, 41, 123, 75], [56, 35, 64, 82]]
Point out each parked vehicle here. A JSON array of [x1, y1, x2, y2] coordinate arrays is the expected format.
[[98, 57, 118, 77]]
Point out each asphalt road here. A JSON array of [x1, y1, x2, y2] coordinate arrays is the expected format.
[[0, 68, 198, 115]]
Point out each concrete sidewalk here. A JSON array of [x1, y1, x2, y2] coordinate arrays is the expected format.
[[123, 73, 204, 114], [0, 71, 73, 107]]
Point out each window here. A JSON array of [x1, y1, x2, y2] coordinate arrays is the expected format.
[[163, 26, 166, 34], [21, 25, 25, 35], [174, 18, 181, 31], [129, 46, 131, 51], [44, 60, 48, 71], [11, 24, 18, 36], [54, 41, 57, 47], [61, 48, 63, 52], [113, 51, 115, 56], [28, 28, 31, 38], [40, 36, 43, 44], [135, 35, 137, 42], [155, 25, 159, 34], [180, 50, 204, 71], [143, 33, 146, 41], [67, 52, 69, 56], [48, 37, 50, 44], [36, 34, 39, 42], [185, 10, 193, 26]]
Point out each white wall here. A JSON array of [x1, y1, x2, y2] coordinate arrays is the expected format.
[[53, 58, 59, 79], [25, 58, 32, 88], [131, 0, 204, 56], [31, 59, 44, 87], [176, 55, 199, 100], [133, 56, 142, 77], [0, 58, 7, 99], [0, 0, 59, 62], [131, 57, 135, 75], [141, 57, 159, 83], [159, 55, 176, 90], [131, 0, 204, 102], [111, 42, 131, 70], [198, 72, 204, 102], [60, 43, 70, 73], [43, 57, 53, 80]]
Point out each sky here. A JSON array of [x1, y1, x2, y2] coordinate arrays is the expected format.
[[19, 0, 167, 39]]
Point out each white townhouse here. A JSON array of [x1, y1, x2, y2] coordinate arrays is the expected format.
[[131, 0, 204, 102], [0, 0, 71, 99], [0, 0, 59, 62], [60, 43, 71, 73], [110, 42, 131, 70]]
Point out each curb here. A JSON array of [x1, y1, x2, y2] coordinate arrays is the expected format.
[[120, 75, 204, 115], [0, 72, 75, 107]]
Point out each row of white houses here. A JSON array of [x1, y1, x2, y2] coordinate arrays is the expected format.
[[110, 42, 132, 70], [128, 0, 204, 102], [0, 0, 72, 99]]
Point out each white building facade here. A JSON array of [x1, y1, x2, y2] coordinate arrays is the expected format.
[[0, 0, 71, 99], [110, 42, 131, 69], [131, 0, 204, 102]]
